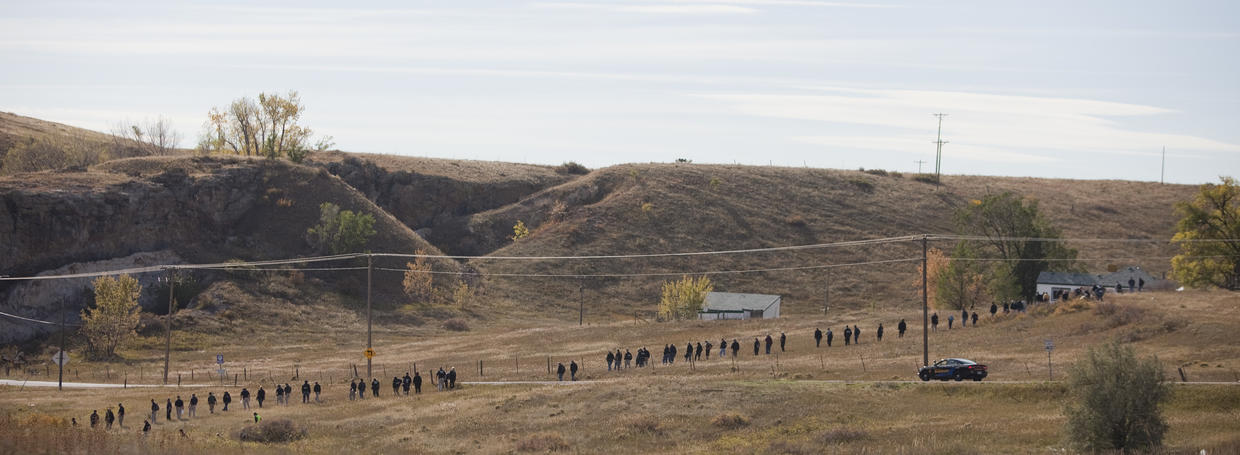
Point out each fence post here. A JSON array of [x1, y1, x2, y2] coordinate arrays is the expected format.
[[234, 374, 238, 386], [546, 357, 550, 374], [1178, 367, 1187, 382], [479, 360, 483, 377], [177, 373, 181, 386]]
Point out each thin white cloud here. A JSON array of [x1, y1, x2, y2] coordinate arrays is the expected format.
[[792, 135, 1058, 164], [665, 0, 898, 7], [532, 2, 758, 14]]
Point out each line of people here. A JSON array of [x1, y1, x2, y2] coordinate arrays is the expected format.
[[81, 380, 326, 437]]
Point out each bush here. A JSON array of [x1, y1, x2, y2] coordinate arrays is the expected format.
[[1093, 301, 1149, 329], [847, 177, 875, 192], [861, 168, 889, 177], [819, 427, 868, 443], [239, 418, 307, 443], [1064, 341, 1168, 452], [912, 173, 940, 185], [555, 161, 589, 175], [517, 432, 570, 452], [785, 215, 807, 227], [442, 318, 470, 331], [710, 412, 749, 429], [619, 415, 664, 437]]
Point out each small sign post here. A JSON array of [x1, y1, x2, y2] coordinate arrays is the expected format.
[[216, 354, 224, 365], [364, 348, 376, 360], [1044, 339, 1055, 380]]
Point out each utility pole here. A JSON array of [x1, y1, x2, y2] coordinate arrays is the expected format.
[[1161, 146, 1166, 184], [913, 160, 927, 174], [162, 268, 175, 385], [823, 269, 830, 314], [578, 285, 584, 326], [932, 113, 948, 183], [366, 255, 373, 379], [58, 299, 66, 391], [921, 235, 929, 367]]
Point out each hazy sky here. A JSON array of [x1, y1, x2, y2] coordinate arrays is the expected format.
[[2, 0, 1237, 183]]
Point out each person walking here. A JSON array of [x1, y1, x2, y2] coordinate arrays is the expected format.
[[241, 388, 250, 410], [222, 392, 231, 411], [616, 349, 624, 369], [826, 328, 833, 347], [730, 339, 739, 358], [413, 372, 423, 394], [779, 332, 786, 352], [359, 378, 367, 398], [814, 328, 822, 348], [392, 376, 401, 396], [370, 378, 380, 397], [150, 399, 159, 424], [117, 403, 125, 427], [764, 335, 773, 355], [877, 323, 884, 342], [447, 368, 457, 389], [703, 342, 712, 360], [436, 368, 446, 391], [90, 410, 99, 429], [948, 314, 954, 330], [314, 382, 322, 402], [349, 381, 357, 400], [207, 393, 216, 414], [284, 384, 293, 404], [843, 326, 851, 346], [684, 343, 692, 363], [105, 408, 115, 430], [962, 308, 968, 327], [142, 420, 150, 436], [302, 380, 312, 404], [753, 338, 760, 356], [720, 338, 728, 358], [898, 319, 907, 338], [625, 349, 633, 368], [606, 351, 615, 371], [402, 374, 411, 395], [989, 303, 998, 318], [189, 394, 198, 418], [569, 361, 578, 381], [174, 396, 184, 421], [557, 363, 566, 381], [256, 387, 266, 408], [971, 312, 978, 327], [695, 342, 703, 361], [853, 325, 861, 344], [275, 384, 284, 406], [165, 399, 172, 422], [931, 313, 939, 331]]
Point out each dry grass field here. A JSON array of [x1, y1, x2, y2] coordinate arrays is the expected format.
[[3, 290, 1238, 454]]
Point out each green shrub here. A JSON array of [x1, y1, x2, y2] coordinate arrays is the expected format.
[[848, 177, 875, 192], [912, 173, 940, 185], [710, 412, 749, 429], [1064, 341, 1169, 452], [555, 161, 589, 175]]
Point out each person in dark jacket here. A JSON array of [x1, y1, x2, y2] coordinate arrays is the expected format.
[[302, 381, 312, 403], [447, 368, 457, 389], [557, 363, 566, 381], [314, 382, 322, 401], [877, 323, 884, 342], [402, 374, 411, 395], [669, 344, 677, 364], [971, 312, 978, 326], [827, 328, 833, 347], [703, 342, 712, 360], [413, 372, 423, 394], [240, 388, 250, 409], [370, 378, 380, 397], [616, 349, 623, 369], [625, 349, 633, 367], [853, 325, 861, 344], [284, 384, 293, 404], [730, 339, 739, 358], [962, 308, 968, 327], [779, 332, 786, 352], [142, 420, 151, 435], [720, 338, 727, 358], [898, 319, 907, 337], [222, 392, 231, 411], [150, 399, 159, 423], [606, 351, 615, 371], [117, 403, 125, 427], [105, 408, 115, 430], [189, 394, 198, 418], [843, 326, 852, 345], [256, 387, 266, 407], [165, 399, 172, 421], [275, 384, 284, 405], [206, 393, 216, 414], [174, 396, 184, 420], [90, 410, 99, 429], [392, 376, 401, 396], [931, 313, 939, 331], [694, 342, 703, 361], [569, 361, 578, 381], [990, 303, 998, 317], [753, 338, 760, 356], [684, 343, 692, 362], [814, 328, 823, 347], [764, 335, 772, 354]]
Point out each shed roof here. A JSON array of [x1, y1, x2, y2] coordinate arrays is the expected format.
[[701, 292, 780, 313], [1036, 271, 1098, 287]]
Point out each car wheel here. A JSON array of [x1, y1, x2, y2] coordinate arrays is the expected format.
[[919, 371, 930, 382], [973, 377, 982, 382], [953, 371, 964, 381]]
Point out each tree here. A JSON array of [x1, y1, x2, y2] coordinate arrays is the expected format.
[[450, 281, 474, 306], [1171, 176, 1240, 290], [198, 91, 333, 161], [1, 132, 109, 175], [911, 247, 948, 307], [658, 275, 713, 321], [306, 202, 377, 254], [1064, 341, 1168, 452], [80, 275, 142, 359], [952, 192, 1076, 302], [510, 220, 530, 241], [935, 243, 991, 310], [111, 117, 182, 157], [402, 250, 434, 303]]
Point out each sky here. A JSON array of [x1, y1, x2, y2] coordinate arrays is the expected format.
[[1, 0, 1237, 183]]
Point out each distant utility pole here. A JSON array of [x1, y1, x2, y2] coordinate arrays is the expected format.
[[1161, 146, 1166, 184], [932, 113, 948, 183], [913, 160, 928, 174], [162, 268, 176, 385], [366, 255, 373, 379]]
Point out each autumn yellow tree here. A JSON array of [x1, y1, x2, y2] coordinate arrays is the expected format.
[[80, 275, 142, 359], [402, 249, 434, 303], [198, 90, 333, 162], [912, 248, 948, 307], [1171, 176, 1240, 290], [658, 275, 713, 321]]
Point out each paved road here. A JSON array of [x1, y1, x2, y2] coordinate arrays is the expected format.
[[3, 378, 1234, 389]]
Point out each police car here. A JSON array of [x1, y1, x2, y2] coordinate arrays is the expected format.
[[918, 358, 988, 381]]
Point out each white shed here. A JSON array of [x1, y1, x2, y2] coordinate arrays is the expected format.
[[698, 292, 781, 320]]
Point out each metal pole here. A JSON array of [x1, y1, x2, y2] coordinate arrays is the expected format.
[[58, 299, 65, 391], [933, 113, 948, 183], [922, 235, 929, 367], [1160, 146, 1165, 184], [163, 269, 174, 385], [366, 255, 373, 379], [1048, 350, 1053, 380]]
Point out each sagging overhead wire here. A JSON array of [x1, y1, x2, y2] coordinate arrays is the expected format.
[[373, 257, 923, 278], [0, 310, 80, 327]]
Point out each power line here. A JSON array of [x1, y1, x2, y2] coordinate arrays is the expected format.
[[375, 257, 922, 278], [0, 310, 80, 327]]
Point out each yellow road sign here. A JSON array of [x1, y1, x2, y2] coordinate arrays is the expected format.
[[364, 348, 375, 359]]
